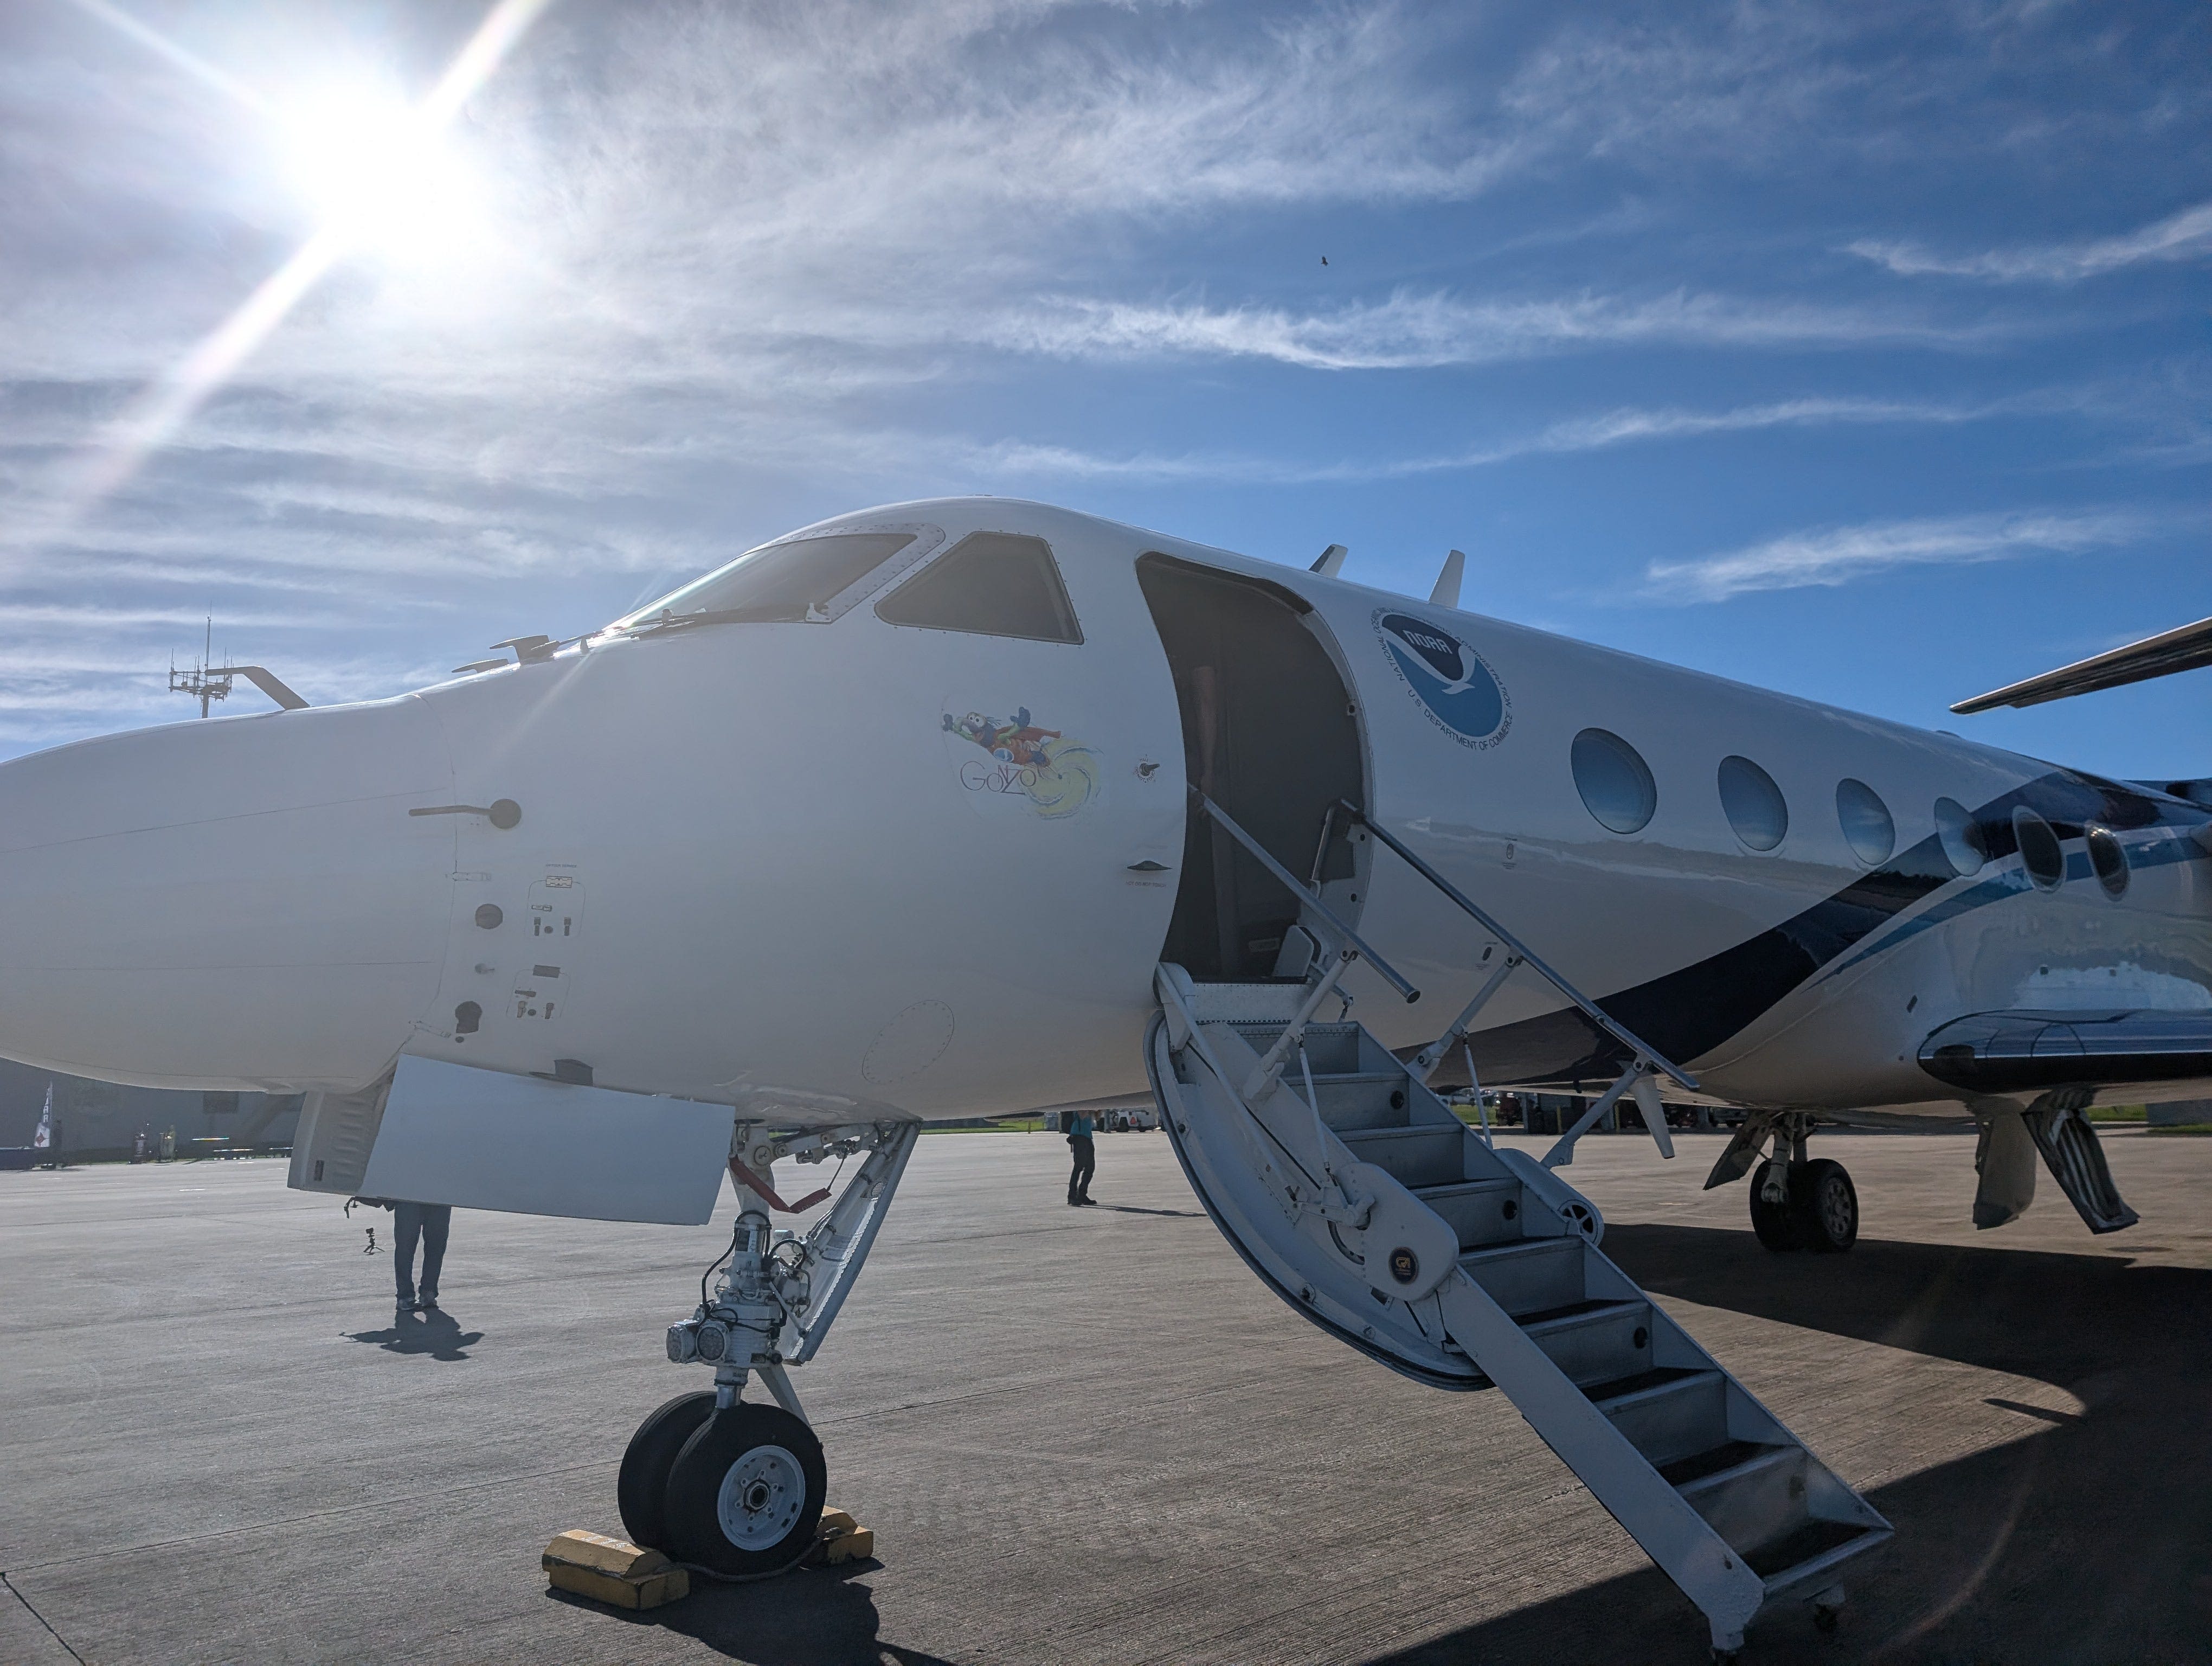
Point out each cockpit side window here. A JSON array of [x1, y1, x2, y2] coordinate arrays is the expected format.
[[874, 533, 1083, 644], [612, 530, 925, 631]]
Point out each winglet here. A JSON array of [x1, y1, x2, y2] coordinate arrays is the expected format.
[[1310, 543, 1348, 577], [1429, 549, 1465, 610]]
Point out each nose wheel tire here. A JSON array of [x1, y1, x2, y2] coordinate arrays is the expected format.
[[1792, 1157, 1859, 1253], [1748, 1161, 1799, 1251], [665, 1402, 827, 1577], [617, 1390, 715, 1552]]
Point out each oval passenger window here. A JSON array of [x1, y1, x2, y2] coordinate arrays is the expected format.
[[2014, 806, 2065, 892], [1835, 778, 1894, 866], [1934, 797, 1985, 877], [2086, 825, 2129, 899], [1572, 728, 1657, 835], [1718, 755, 1787, 851]]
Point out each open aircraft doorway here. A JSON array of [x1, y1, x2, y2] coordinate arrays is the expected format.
[[1137, 552, 1371, 984]]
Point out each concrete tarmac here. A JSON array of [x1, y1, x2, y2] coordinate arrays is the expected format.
[[3, 1129, 2209, 1665]]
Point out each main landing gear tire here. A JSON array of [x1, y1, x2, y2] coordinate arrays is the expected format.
[[1793, 1157, 1858, 1253], [1748, 1159, 1859, 1253], [1748, 1161, 1798, 1252], [665, 1402, 827, 1577], [618, 1390, 715, 1552]]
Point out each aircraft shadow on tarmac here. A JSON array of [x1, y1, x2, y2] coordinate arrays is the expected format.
[[344, 1308, 484, 1361], [549, 1563, 958, 1666], [1370, 1227, 2212, 1665], [538, 1231, 2212, 1665]]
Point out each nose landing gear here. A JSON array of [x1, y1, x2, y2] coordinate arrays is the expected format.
[[620, 1118, 917, 1573]]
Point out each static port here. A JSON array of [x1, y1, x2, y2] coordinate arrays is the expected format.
[[454, 1001, 482, 1036], [487, 799, 522, 829], [474, 904, 503, 929]]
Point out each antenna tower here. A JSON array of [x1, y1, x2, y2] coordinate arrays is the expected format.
[[169, 618, 234, 718]]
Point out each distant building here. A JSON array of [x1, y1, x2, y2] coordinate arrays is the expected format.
[[0, 1058, 300, 1160]]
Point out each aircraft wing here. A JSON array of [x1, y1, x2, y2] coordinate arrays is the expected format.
[[1919, 1008, 2212, 1094], [1952, 615, 2212, 713]]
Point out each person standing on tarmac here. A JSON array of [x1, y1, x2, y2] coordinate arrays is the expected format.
[[356, 1196, 455, 1312], [393, 1200, 453, 1311], [1066, 1110, 1097, 1207]]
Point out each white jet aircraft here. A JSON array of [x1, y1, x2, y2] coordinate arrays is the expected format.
[[1, 498, 2204, 1658]]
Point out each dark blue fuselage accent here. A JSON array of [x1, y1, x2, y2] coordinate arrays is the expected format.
[[1462, 769, 2209, 1091]]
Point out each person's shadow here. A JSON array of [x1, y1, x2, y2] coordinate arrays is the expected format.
[[345, 1306, 484, 1361]]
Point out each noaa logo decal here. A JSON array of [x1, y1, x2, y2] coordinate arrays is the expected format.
[[1373, 611, 1510, 748]]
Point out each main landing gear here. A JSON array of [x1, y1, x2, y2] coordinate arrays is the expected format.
[[1709, 1112, 1857, 1254], [1748, 1156, 1858, 1253], [618, 1119, 918, 1575]]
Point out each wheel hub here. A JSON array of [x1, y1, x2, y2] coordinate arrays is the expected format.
[[716, 1442, 806, 1549], [1818, 1176, 1853, 1240]]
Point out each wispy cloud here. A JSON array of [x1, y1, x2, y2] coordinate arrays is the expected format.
[[1643, 509, 2148, 603], [966, 394, 2011, 483], [1847, 200, 2212, 284], [993, 290, 1995, 370], [1486, 395, 1991, 457]]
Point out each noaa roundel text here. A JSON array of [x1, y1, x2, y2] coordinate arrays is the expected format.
[[1373, 611, 1509, 748]]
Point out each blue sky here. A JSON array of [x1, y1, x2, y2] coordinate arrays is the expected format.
[[0, 0, 2205, 775]]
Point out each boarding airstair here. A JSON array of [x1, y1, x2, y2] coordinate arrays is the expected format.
[[1145, 794, 1890, 1660]]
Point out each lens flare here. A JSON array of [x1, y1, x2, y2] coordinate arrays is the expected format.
[[21, 0, 551, 553]]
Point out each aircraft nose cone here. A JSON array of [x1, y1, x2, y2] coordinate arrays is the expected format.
[[0, 696, 456, 1090]]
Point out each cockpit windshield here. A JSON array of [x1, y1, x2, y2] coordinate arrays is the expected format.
[[610, 531, 921, 632]]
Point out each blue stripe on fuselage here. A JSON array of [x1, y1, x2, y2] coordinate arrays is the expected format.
[[1813, 824, 2209, 987], [1463, 770, 2209, 1088]]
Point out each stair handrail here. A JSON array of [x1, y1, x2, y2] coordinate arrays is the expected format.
[[1191, 789, 1420, 1004], [1330, 801, 1697, 1092], [1154, 966, 1330, 1196]]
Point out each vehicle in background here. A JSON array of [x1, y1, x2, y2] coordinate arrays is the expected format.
[[1044, 1105, 1156, 1132]]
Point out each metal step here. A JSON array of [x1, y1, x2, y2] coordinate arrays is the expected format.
[[1590, 1367, 1728, 1468], [1674, 1445, 1804, 1547], [1220, 1020, 1366, 1074], [1335, 1123, 1465, 1187], [1674, 1441, 1797, 1503], [1754, 1522, 1888, 1593], [1458, 1235, 1585, 1315], [1520, 1297, 1654, 1387], [1179, 983, 1310, 1023], [1303, 1072, 1414, 1131], [1413, 1177, 1522, 1247]]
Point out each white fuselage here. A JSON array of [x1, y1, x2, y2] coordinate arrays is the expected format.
[[0, 496, 2204, 1126]]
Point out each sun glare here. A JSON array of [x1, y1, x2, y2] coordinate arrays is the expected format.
[[276, 83, 491, 269], [34, 0, 551, 544]]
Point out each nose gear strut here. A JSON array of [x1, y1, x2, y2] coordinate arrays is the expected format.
[[620, 1117, 918, 1575]]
